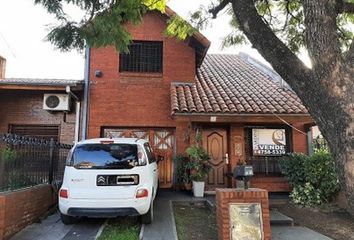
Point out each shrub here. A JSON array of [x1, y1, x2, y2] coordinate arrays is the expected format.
[[174, 155, 191, 183], [1, 147, 17, 163], [279, 153, 307, 186], [279, 149, 339, 206], [7, 170, 36, 190]]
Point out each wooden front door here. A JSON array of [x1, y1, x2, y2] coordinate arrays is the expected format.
[[103, 128, 174, 188], [202, 129, 228, 190]]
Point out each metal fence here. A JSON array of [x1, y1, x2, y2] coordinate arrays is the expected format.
[[0, 133, 72, 192], [246, 157, 282, 175], [313, 136, 329, 151]]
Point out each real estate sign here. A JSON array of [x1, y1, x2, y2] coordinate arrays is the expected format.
[[252, 129, 286, 156]]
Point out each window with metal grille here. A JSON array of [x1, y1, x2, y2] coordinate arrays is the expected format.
[[119, 41, 163, 73]]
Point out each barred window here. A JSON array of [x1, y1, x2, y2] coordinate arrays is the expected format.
[[119, 41, 163, 73]]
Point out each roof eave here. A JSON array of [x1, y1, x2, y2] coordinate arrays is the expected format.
[[172, 112, 311, 117], [164, 6, 210, 67], [172, 112, 314, 124], [0, 83, 83, 91]]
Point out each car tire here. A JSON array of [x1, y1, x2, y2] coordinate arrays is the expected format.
[[60, 213, 77, 225], [140, 201, 154, 224]]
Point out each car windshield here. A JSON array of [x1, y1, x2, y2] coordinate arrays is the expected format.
[[72, 143, 138, 169]]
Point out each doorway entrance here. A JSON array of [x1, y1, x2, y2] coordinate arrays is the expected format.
[[202, 128, 229, 191]]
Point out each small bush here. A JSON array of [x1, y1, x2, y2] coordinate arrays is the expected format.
[[279, 149, 339, 206], [1, 147, 17, 163], [174, 155, 190, 183], [7, 171, 36, 190]]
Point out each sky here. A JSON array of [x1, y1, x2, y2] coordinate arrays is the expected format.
[[0, 0, 309, 79]]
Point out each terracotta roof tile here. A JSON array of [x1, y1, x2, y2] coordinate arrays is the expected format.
[[171, 54, 308, 115]]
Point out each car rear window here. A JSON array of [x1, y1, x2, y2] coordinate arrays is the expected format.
[[72, 144, 138, 169]]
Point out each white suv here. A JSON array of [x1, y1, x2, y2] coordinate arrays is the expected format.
[[59, 138, 158, 224]]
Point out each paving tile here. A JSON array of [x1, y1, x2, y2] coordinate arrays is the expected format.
[[10, 213, 74, 240], [271, 226, 333, 240]]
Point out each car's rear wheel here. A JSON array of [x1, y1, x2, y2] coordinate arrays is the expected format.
[[140, 201, 154, 224], [60, 213, 77, 225]]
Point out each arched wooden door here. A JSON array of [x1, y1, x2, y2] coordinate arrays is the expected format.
[[103, 128, 175, 188], [202, 129, 228, 191]]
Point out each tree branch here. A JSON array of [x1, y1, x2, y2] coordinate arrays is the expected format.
[[346, 39, 354, 68], [230, 0, 311, 91], [230, 0, 350, 163], [209, 0, 230, 19], [343, 2, 354, 13], [337, 1, 354, 13]]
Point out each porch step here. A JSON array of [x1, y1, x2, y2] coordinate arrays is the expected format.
[[270, 210, 294, 226], [269, 193, 290, 207]]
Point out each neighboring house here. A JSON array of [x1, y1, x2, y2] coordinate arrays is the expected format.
[[85, 7, 314, 191], [0, 77, 83, 144]]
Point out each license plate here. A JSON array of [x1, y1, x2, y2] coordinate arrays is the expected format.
[[96, 175, 139, 186]]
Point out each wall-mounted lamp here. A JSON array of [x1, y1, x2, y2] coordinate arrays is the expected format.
[[95, 70, 103, 78]]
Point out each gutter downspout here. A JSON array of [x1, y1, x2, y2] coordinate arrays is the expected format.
[[307, 128, 314, 156], [82, 46, 91, 140], [66, 86, 80, 143]]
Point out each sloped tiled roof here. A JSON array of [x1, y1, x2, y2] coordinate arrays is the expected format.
[[164, 6, 210, 67], [0, 78, 83, 87], [171, 54, 308, 115]]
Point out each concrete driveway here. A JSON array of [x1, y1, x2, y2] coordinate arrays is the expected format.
[[10, 212, 104, 240]]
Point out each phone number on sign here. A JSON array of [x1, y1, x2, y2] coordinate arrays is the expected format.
[[253, 149, 285, 155]]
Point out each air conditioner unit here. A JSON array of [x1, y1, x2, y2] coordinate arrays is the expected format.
[[43, 94, 70, 111]]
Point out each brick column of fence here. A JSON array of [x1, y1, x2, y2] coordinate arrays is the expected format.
[[216, 188, 271, 240], [0, 196, 5, 239]]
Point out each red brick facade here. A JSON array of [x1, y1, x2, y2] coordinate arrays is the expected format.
[[87, 12, 196, 138], [0, 184, 56, 240], [216, 188, 271, 240], [292, 123, 308, 153], [87, 11, 313, 191], [0, 90, 77, 144]]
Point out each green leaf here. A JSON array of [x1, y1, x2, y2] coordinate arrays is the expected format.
[[165, 16, 196, 40]]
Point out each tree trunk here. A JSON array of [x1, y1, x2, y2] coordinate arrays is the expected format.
[[230, 0, 354, 214]]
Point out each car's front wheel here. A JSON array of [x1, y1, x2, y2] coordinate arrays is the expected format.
[[140, 201, 154, 224], [60, 213, 77, 225]]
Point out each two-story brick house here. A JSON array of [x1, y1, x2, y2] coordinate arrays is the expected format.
[[85, 7, 314, 192]]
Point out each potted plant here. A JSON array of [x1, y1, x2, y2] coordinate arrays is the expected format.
[[186, 145, 211, 197]]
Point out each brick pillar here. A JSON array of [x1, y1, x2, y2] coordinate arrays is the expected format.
[[175, 121, 190, 155], [216, 188, 271, 240], [0, 196, 5, 240], [292, 123, 308, 154]]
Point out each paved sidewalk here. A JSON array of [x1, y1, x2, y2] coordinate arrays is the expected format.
[[11, 212, 103, 240]]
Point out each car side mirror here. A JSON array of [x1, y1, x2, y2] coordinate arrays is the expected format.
[[157, 155, 165, 162]]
